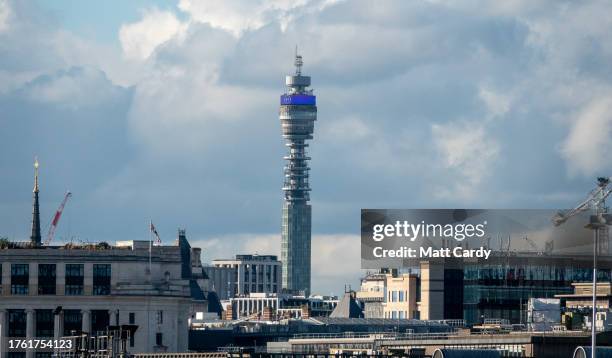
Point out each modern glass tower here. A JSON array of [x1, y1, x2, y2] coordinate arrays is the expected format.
[[280, 51, 317, 296]]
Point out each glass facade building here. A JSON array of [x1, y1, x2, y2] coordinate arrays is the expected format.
[[435, 256, 612, 325]]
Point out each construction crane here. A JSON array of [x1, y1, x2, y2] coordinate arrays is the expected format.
[[552, 177, 612, 226], [552, 177, 612, 358], [44, 191, 72, 246]]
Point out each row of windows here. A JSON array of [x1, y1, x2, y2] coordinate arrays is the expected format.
[[2, 263, 111, 296], [5, 309, 161, 347], [463, 265, 612, 282], [388, 290, 408, 302], [243, 264, 279, 283], [6, 309, 111, 337], [385, 310, 413, 319]]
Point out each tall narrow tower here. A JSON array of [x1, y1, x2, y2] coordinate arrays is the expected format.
[[30, 157, 42, 247], [280, 51, 317, 296]]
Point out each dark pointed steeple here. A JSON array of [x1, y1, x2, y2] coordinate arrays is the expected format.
[[30, 157, 41, 247]]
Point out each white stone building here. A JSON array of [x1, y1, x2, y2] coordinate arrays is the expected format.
[[0, 232, 208, 357]]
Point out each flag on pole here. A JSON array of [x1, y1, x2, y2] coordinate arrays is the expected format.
[[150, 222, 161, 245]]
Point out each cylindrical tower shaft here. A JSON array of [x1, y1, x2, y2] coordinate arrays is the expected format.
[[280, 52, 317, 296]]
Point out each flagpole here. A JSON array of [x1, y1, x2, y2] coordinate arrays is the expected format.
[[148, 219, 152, 277]]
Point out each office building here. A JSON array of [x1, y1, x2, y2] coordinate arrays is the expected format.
[[383, 273, 418, 319], [419, 254, 612, 325], [205, 254, 281, 299], [203, 265, 235, 301], [279, 51, 317, 296], [223, 292, 337, 320], [356, 271, 418, 319], [556, 282, 612, 331]]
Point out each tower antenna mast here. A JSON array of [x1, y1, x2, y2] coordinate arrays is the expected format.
[[294, 46, 303, 76]]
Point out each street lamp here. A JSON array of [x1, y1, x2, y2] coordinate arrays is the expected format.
[[553, 177, 612, 358]]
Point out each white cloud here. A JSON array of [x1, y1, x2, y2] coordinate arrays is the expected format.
[[432, 121, 500, 199], [322, 116, 371, 142], [119, 8, 187, 60], [561, 96, 612, 176], [177, 0, 323, 36], [311, 234, 361, 285], [0, 0, 10, 33], [192, 234, 280, 263], [26, 67, 124, 108], [479, 87, 511, 119]]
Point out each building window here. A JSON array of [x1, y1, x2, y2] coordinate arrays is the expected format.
[[63, 310, 82, 336], [93, 264, 111, 295], [156, 333, 163, 346], [398, 291, 405, 302], [273, 266, 278, 282], [156, 311, 163, 325], [244, 264, 250, 282], [38, 264, 56, 295], [257, 264, 264, 283], [8, 310, 26, 337], [129, 312, 135, 324], [265, 265, 271, 282], [36, 310, 54, 337], [91, 310, 109, 335], [251, 265, 258, 283], [11, 264, 29, 295], [65, 264, 84, 295], [391, 291, 397, 302]]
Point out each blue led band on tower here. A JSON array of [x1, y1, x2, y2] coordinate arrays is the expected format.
[[280, 94, 316, 105]]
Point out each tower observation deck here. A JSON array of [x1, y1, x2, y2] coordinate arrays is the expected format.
[[280, 51, 316, 296]]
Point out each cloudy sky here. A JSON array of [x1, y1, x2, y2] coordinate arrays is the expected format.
[[1, 0, 612, 294]]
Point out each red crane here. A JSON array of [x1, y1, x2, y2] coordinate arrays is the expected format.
[[44, 191, 72, 246]]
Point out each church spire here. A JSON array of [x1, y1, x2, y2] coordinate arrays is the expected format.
[[30, 157, 41, 247]]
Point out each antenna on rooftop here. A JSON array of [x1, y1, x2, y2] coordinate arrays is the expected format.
[[294, 45, 303, 76]]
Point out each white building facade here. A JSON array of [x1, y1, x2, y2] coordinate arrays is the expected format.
[[356, 271, 418, 319], [206, 254, 282, 299], [0, 236, 206, 357]]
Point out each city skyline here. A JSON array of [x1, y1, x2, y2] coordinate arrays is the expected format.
[[1, 0, 612, 295]]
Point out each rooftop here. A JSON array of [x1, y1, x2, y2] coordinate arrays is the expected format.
[[0, 240, 184, 262], [213, 254, 279, 262]]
